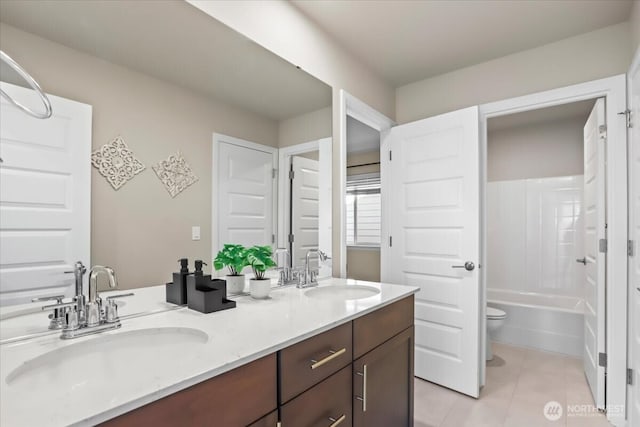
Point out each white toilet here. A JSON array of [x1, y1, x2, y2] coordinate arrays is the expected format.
[[486, 306, 507, 361]]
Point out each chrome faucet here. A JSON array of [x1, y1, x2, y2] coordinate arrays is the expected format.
[[40, 261, 133, 339], [298, 249, 330, 288], [273, 248, 299, 287]]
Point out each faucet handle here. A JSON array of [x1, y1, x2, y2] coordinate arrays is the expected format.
[[32, 295, 64, 303], [104, 293, 132, 323], [64, 261, 87, 275], [41, 300, 77, 311], [105, 292, 134, 301]]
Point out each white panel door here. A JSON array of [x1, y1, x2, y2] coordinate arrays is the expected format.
[[217, 141, 275, 252], [290, 156, 320, 270], [382, 106, 480, 397], [582, 98, 606, 409], [627, 63, 640, 425], [0, 82, 91, 306]]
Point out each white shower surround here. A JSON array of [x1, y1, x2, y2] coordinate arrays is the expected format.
[[487, 175, 585, 356]]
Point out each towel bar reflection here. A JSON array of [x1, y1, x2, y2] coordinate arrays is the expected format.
[[0, 50, 52, 119]]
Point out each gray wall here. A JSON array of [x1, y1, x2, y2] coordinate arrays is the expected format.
[[278, 106, 332, 147], [488, 116, 585, 182], [396, 23, 632, 123], [631, 0, 640, 56]]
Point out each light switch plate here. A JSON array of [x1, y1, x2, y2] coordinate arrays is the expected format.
[[192, 226, 201, 241]]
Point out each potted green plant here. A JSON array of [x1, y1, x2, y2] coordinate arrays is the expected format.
[[213, 244, 248, 294], [246, 245, 277, 299]]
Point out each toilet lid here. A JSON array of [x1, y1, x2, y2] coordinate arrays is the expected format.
[[487, 307, 506, 319]]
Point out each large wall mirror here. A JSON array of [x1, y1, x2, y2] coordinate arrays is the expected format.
[[0, 0, 332, 337]]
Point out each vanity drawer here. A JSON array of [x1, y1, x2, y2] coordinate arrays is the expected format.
[[280, 364, 353, 427], [280, 321, 352, 403], [353, 295, 414, 359], [101, 353, 276, 427]]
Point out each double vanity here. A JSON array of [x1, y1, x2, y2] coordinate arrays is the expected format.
[[0, 279, 418, 427]]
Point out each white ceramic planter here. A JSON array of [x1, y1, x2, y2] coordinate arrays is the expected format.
[[225, 275, 245, 295], [249, 279, 271, 299]]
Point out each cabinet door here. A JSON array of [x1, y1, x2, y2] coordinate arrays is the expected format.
[[353, 296, 413, 359], [353, 327, 414, 427]]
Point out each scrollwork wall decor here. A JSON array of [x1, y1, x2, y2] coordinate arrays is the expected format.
[[91, 136, 145, 190], [152, 151, 199, 198]]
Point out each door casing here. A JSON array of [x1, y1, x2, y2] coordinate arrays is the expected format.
[[479, 74, 628, 426], [626, 47, 640, 427], [338, 91, 395, 279]]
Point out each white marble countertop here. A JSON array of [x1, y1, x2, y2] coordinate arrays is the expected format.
[[0, 278, 418, 427]]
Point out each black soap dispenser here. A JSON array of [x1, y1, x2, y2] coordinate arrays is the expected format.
[[187, 259, 236, 314], [166, 258, 190, 305], [193, 260, 205, 281]]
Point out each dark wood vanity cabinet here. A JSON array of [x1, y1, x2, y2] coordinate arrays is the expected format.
[[101, 296, 414, 427], [353, 327, 414, 427], [280, 321, 353, 403], [280, 365, 353, 427], [248, 410, 279, 427], [101, 354, 277, 427], [279, 295, 414, 427], [352, 295, 415, 427]]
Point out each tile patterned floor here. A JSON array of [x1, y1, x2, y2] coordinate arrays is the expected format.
[[414, 342, 611, 427]]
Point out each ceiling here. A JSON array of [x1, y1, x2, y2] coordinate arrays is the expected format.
[[0, 0, 331, 121], [347, 116, 380, 153], [292, 0, 633, 87], [488, 99, 595, 133]]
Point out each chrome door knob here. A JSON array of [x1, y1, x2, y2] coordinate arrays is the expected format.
[[452, 261, 475, 271]]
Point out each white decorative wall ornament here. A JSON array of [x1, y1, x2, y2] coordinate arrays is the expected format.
[[91, 136, 145, 190], [152, 151, 199, 198]]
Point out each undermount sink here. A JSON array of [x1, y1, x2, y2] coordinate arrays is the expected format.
[[5, 327, 208, 392], [304, 285, 380, 300]]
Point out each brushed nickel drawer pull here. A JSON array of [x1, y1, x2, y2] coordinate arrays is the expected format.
[[355, 364, 368, 411], [310, 347, 346, 370], [328, 414, 346, 426]]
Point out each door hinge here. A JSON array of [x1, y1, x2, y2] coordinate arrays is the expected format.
[[289, 170, 295, 180], [628, 368, 634, 385], [598, 124, 607, 139], [618, 109, 632, 128], [389, 236, 393, 247], [389, 150, 392, 161], [598, 352, 607, 368], [288, 234, 294, 243], [272, 168, 277, 179], [629, 240, 635, 257], [272, 234, 275, 244], [599, 238, 607, 254]]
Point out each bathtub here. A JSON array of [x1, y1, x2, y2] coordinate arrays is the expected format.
[[487, 289, 584, 357]]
